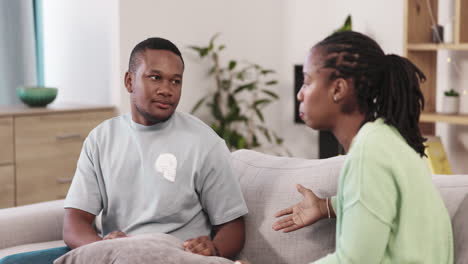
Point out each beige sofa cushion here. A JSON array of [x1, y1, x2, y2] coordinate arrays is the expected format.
[[0, 200, 64, 251], [453, 194, 468, 264], [232, 150, 346, 264], [433, 175, 468, 264], [54, 233, 233, 264]]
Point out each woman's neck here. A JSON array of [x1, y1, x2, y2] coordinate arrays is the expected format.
[[331, 113, 366, 153]]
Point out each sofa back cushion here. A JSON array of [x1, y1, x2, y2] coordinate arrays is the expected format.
[[232, 150, 345, 264], [232, 150, 468, 264], [433, 175, 468, 264]]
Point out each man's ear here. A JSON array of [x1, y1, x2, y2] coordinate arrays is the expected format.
[[124, 72, 133, 94], [331, 78, 352, 103]]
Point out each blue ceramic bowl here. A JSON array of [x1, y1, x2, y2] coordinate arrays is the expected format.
[[17, 87, 58, 107]]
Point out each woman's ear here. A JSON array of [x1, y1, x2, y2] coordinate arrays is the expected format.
[[331, 78, 352, 103]]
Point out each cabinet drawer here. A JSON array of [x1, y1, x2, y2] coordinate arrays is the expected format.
[[15, 110, 114, 205], [0, 165, 15, 208], [0, 117, 14, 165]]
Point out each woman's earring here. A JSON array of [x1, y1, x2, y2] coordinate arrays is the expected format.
[[333, 96, 338, 102]]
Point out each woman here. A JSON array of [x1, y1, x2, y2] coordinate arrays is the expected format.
[[242, 31, 454, 263]]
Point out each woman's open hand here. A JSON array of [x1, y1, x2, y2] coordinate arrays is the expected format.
[[272, 184, 325, 232]]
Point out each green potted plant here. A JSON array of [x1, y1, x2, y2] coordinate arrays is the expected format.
[[442, 88, 460, 114], [189, 34, 288, 154], [335, 15, 352, 32]]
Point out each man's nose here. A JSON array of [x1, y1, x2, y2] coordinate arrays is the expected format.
[[156, 81, 172, 96]]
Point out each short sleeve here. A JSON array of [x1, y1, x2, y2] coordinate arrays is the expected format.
[[64, 135, 103, 215], [196, 141, 248, 225]]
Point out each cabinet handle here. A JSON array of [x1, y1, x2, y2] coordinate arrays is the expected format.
[[56, 177, 73, 184], [56, 133, 81, 140]]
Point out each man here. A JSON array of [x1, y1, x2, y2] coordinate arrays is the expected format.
[[0, 37, 248, 264]]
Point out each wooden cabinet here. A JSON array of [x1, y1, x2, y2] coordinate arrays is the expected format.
[[405, 0, 468, 135], [0, 105, 116, 207]]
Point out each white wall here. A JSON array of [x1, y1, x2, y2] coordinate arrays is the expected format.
[[41, 0, 119, 106], [280, 0, 404, 158], [118, 0, 284, 114], [117, 0, 405, 159], [118, 0, 298, 154], [40, 0, 468, 169]]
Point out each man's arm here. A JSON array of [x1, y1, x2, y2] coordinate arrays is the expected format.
[[183, 216, 245, 258], [212, 216, 245, 258], [63, 208, 102, 249]]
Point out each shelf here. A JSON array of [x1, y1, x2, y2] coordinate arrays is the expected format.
[[420, 112, 468, 125], [407, 43, 468, 51]]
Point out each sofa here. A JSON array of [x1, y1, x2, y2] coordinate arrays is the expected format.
[[0, 149, 467, 263]]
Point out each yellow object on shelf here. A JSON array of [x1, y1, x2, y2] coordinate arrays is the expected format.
[[424, 136, 453, 175]]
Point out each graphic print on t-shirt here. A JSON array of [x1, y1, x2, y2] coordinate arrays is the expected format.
[[155, 153, 177, 182]]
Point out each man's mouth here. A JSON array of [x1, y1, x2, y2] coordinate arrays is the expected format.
[[152, 100, 172, 109]]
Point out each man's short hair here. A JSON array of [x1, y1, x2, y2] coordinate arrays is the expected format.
[[128, 37, 184, 73]]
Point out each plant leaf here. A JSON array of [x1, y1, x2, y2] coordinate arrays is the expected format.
[[261, 69, 275, 75], [265, 80, 278, 86], [191, 96, 207, 114], [234, 82, 256, 93], [218, 45, 226, 51], [254, 99, 272, 108], [259, 126, 272, 142], [228, 60, 237, 71], [237, 136, 246, 149], [209, 33, 221, 47], [252, 134, 260, 148], [254, 108, 264, 122], [261, 89, 279, 99], [236, 71, 245, 81], [335, 15, 352, 32], [211, 92, 224, 121], [221, 79, 231, 91], [188, 46, 209, 57], [188, 46, 202, 52]]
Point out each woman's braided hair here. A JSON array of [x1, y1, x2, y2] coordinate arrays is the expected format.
[[316, 31, 427, 156]]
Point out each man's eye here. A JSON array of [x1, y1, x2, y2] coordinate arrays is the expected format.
[[150, 75, 161, 80], [172, 79, 181, 85]]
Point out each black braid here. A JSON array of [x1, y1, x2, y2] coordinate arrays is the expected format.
[[316, 31, 427, 157]]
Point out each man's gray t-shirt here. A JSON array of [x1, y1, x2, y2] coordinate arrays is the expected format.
[[65, 112, 248, 241]]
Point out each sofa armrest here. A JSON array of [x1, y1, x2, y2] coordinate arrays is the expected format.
[[0, 200, 64, 250]]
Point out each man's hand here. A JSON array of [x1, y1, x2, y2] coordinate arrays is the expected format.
[[183, 236, 218, 256], [272, 184, 325, 232], [103, 230, 128, 240]]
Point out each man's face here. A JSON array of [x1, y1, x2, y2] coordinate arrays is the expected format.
[[125, 49, 184, 125]]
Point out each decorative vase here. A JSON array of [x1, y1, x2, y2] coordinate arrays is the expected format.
[[441, 96, 459, 114]]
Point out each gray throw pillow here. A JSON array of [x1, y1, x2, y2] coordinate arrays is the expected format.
[[53, 233, 233, 264], [453, 193, 468, 264]]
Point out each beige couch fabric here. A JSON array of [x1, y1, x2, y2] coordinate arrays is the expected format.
[[232, 150, 346, 264], [0, 200, 64, 251]]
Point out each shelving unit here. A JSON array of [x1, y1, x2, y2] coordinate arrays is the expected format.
[[404, 0, 468, 135]]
